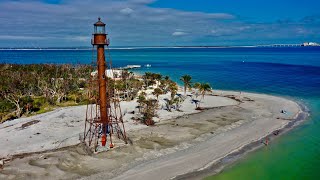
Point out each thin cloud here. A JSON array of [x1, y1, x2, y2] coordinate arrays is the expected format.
[[0, 35, 46, 40], [120, 7, 134, 15], [68, 36, 90, 42], [0, 0, 318, 47]]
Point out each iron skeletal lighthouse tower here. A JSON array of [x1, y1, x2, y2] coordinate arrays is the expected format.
[[92, 18, 109, 137], [82, 18, 127, 152]]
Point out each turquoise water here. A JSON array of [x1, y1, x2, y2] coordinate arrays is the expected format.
[[205, 97, 320, 180], [1, 47, 320, 179]]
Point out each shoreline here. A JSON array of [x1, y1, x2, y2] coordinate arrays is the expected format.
[[83, 92, 307, 180], [174, 102, 309, 180], [0, 91, 309, 180]]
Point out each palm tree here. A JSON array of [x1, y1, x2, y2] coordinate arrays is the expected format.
[[152, 73, 162, 88], [121, 69, 130, 80], [152, 88, 163, 100], [114, 80, 126, 99], [193, 82, 201, 89], [159, 79, 166, 91], [164, 76, 170, 81], [137, 92, 146, 113], [128, 79, 143, 100], [193, 82, 201, 98], [180, 75, 192, 95], [142, 99, 158, 126], [168, 81, 178, 100], [199, 83, 212, 99], [142, 72, 152, 89]]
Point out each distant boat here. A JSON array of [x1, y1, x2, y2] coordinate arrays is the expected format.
[[145, 64, 151, 68], [123, 65, 141, 69]]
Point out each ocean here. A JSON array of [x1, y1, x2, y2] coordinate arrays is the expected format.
[[1, 47, 320, 179]]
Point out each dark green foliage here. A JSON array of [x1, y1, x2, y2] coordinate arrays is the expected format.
[[135, 92, 158, 125], [142, 72, 162, 89], [0, 64, 92, 122], [180, 75, 192, 95], [0, 99, 15, 113]]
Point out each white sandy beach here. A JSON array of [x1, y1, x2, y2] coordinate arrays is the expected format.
[[0, 90, 236, 158], [0, 90, 304, 180]]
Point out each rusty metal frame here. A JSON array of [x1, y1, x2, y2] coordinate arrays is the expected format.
[[81, 18, 127, 152]]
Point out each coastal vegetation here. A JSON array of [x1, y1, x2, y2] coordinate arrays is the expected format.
[[198, 83, 212, 99], [136, 92, 158, 126], [180, 75, 192, 95], [0, 64, 92, 122], [0, 64, 213, 125]]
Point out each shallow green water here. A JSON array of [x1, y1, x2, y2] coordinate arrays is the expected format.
[[205, 98, 320, 180]]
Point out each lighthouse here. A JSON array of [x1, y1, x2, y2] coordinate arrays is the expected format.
[[83, 18, 127, 151], [92, 18, 109, 147], [92, 18, 109, 130]]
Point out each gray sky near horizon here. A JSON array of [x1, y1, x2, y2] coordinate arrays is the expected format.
[[0, 0, 319, 47]]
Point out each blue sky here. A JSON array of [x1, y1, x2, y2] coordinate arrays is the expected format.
[[0, 0, 319, 47]]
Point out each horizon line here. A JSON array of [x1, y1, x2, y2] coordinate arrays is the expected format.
[[1, 44, 317, 50]]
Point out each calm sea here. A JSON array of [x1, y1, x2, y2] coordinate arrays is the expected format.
[[1, 47, 320, 179]]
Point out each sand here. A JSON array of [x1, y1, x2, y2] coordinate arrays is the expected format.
[[0, 90, 306, 180]]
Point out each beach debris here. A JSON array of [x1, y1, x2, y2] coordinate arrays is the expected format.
[[20, 120, 40, 129], [65, 122, 74, 127], [0, 160, 4, 169], [195, 107, 204, 110], [145, 119, 155, 126], [0, 124, 14, 130], [223, 95, 242, 102], [265, 138, 269, 146], [192, 99, 201, 109], [242, 97, 254, 102], [261, 137, 269, 146]]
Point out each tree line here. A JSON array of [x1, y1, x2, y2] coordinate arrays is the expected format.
[[0, 64, 212, 126], [0, 64, 92, 122]]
